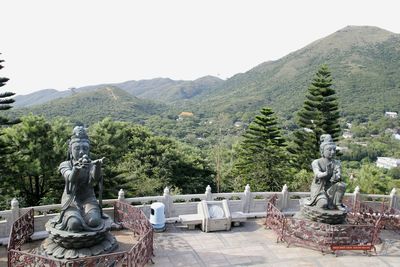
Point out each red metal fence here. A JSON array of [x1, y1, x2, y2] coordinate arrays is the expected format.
[[351, 194, 400, 233], [114, 201, 154, 266], [265, 195, 390, 255], [7, 208, 34, 252], [7, 202, 153, 267]]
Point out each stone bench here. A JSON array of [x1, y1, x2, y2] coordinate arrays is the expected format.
[[179, 211, 247, 230], [231, 212, 247, 226], [179, 214, 202, 229]]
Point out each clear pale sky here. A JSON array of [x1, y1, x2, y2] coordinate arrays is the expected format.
[[1, 0, 399, 95]]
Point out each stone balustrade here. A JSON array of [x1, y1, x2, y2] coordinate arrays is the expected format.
[[0, 184, 398, 245]]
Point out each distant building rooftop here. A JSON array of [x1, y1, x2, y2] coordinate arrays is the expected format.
[[342, 130, 353, 139], [179, 112, 194, 117], [177, 112, 194, 121], [376, 157, 400, 169], [385, 111, 398, 118]]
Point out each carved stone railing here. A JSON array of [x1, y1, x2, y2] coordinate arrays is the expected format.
[[7, 202, 153, 267], [1, 185, 398, 244]]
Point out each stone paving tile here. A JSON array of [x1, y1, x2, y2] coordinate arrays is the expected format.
[[195, 250, 227, 263], [151, 255, 173, 267], [260, 259, 321, 267], [0, 246, 6, 267], [318, 257, 389, 267], [205, 261, 232, 267], [168, 251, 202, 267], [380, 257, 400, 267], [225, 255, 252, 265]]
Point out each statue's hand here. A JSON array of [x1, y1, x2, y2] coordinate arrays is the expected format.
[[69, 164, 82, 184], [73, 161, 83, 170], [330, 174, 340, 183], [327, 162, 335, 175], [92, 157, 106, 166]]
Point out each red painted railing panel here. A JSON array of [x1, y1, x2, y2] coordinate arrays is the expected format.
[[7, 202, 153, 266]]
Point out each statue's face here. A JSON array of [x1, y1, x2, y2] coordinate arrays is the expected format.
[[323, 145, 336, 159], [71, 141, 90, 161]]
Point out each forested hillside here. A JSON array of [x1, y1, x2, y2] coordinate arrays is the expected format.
[[13, 26, 400, 126], [11, 86, 167, 125], [14, 76, 223, 107], [186, 26, 400, 123]]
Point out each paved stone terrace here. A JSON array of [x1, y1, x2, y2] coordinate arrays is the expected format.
[[1, 219, 399, 266], [150, 219, 400, 267]]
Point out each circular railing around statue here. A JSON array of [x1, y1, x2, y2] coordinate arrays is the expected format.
[[7, 201, 154, 267], [264, 194, 398, 256]]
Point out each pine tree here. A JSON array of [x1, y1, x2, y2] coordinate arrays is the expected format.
[[234, 107, 289, 191], [291, 65, 340, 169], [0, 55, 19, 179], [0, 55, 18, 125]]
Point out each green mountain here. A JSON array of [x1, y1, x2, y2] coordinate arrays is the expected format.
[[12, 26, 400, 127], [14, 75, 223, 108], [11, 86, 167, 125], [13, 89, 71, 107], [186, 26, 400, 122], [117, 76, 224, 102]]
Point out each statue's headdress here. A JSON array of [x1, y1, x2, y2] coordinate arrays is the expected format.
[[319, 134, 335, 155], [69, 126, 90, 146], [67, 126, 90, 160]]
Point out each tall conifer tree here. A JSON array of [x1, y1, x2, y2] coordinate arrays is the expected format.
[[0, 55, 17, 125], [291, 65, 340, 169], [0, 55, 19, 179], [234, 107, 289, 191]]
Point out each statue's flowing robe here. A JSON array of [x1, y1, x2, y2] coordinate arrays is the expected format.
[[54, 161, 103, 231], [305, 158, 345, 207]]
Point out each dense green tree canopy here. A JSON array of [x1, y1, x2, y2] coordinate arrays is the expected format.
[[0, 115, 71, 207], [90, 118, 214, 197], [0, 116, 215, 208], [233, 107, 291, 191]]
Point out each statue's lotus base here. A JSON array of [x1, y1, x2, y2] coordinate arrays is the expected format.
[[296, 205, 347, 225], [41, 232, 118, 259], [42, 217, 118, 259]]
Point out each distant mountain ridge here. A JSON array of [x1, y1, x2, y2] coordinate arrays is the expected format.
[[12, 86, 167, 125], [12, 25, 400, 124], [14, 75, 224, 108], [14, 89, 71, 107]]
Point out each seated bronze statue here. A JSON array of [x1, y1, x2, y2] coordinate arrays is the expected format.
[[54, 126, 105, 232], [43, 126, 117, 259], [305, 134, 346, 211]]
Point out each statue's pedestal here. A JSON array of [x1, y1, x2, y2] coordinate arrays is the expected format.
[[41, 217, 118, 259], [295, 205, 347, 225]]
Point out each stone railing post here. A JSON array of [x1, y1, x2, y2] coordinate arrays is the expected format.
[[162, 187, 173, 218], [118, 189, 125, 202], [280, 184, 289, 211], [10, 198, 20, 223], [389, 188, 398, 210], [353, 186, 360, 211], [205, 185, 212, 201], [242, 184, 251, 213]]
